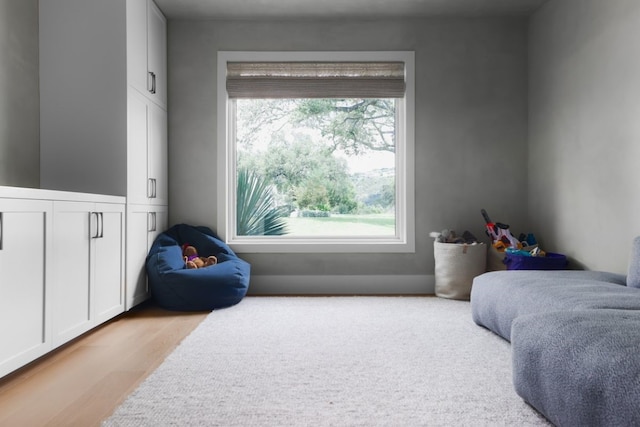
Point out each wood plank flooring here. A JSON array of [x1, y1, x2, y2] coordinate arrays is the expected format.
[[0, 301, 209, 427]]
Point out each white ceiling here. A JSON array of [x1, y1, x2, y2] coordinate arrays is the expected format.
[[154, 0, 550, 20]]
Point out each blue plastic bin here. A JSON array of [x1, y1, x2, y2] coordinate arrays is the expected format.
[[503, 252, 568, 270]]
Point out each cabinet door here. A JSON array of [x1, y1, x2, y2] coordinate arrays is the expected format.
[[93, 204, 125, 324], [126, 0, 166, 109], [126, 0, 149, 99], [0, 199, 52, 378], [127, 89, 150, 205], [125, 205, 168, 310], [147, 0, 167, 108], [148, 101, 168, 205], [51, 202, 93, 347], [128, 89, 168, 206], [126, 207, 152, 310]]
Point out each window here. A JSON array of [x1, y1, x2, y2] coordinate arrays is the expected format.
[[217, 51, 414, 253]]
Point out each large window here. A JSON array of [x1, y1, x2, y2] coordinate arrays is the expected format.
[[217, 51, 414, 253]]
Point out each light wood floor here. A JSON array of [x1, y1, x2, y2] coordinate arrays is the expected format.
[[0, 301, 209, 427]]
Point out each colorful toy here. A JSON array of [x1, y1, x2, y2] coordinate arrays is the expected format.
[[481, 209, 521, 251]]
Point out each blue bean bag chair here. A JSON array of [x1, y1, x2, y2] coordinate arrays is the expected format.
[[146, 224, 250, 311]]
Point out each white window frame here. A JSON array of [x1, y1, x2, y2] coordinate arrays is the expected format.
[[217, 51, 415, 253]]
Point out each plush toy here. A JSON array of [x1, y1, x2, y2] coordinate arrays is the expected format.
[[181, 244, 217, 269]]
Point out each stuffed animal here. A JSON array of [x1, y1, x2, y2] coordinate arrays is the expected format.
[[181, 244, 217, 269]]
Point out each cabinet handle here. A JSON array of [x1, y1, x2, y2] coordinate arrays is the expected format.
[[0, 212, 3, 250], [99, 212, 104, 238], [90, 212, 105, 239], [148, 178, 157, 199], [147, 212, 157, 232], [148, 71, 156, 94], [90, 212, 99, 239]]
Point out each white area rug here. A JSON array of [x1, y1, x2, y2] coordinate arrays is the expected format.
[[103, 297, 550, 426]]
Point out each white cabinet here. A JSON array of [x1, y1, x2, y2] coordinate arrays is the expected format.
[[51, 201, 125, 347], [93, 206, 126, 324], [0, 198, 52, 379], [128, 89, 168, 206], [126, 205, 168, 309], [51, 202, 92, 346], [127, 0, 167, 109], [0, 187, 125, 379]]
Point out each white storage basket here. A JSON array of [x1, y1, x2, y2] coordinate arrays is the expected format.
[[433, 241, 487, 300]]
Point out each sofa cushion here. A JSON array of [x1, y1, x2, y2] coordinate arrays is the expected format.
[[628, 236, 640, 288], [511, 309, 640, 426], [470, 270, 633, 341]]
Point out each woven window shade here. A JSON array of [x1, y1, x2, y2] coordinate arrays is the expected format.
[[226, 61, 406, 99]]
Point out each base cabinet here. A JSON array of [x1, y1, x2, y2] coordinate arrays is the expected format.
[[126, 204, 168, 309], [0, 187, 125, 379], [51, 201, 125, 347], [0, 198, 52, 379]]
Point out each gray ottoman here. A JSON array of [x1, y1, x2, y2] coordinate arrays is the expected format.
[[511, 309, 640, 426], [470, 270, 631, 341]]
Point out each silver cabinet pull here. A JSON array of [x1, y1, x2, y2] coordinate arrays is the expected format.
[[0, 212, 3, 250], [148, 71, 157, 94], [90, 212, 97, 238], [147, 71, 154, 94], [90, 212, 104, 239], [147, 212, 157, 232], [148, 178, 157, 199], [90, 212, 99, 238], [99, 212, 104, 238]]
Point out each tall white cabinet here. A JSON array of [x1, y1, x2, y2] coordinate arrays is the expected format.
[[39, 0, 169, 310]]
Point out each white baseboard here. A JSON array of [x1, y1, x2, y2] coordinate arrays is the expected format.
[[247, 274, 435, 295]]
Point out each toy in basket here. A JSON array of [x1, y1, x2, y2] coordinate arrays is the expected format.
[[480, 208, 568, 270], [481, 208, 520, 251]]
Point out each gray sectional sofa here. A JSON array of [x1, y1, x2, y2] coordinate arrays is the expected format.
[[470, 237, 640, 426]]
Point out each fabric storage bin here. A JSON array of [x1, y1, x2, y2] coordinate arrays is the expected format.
[[503, 252, 568, 270], [434, 241, 487, 300]]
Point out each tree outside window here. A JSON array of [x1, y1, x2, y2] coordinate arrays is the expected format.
[[235, 97, 396, 237]]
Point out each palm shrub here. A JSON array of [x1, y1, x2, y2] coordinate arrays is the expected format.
[[236, 168, 288, 236]]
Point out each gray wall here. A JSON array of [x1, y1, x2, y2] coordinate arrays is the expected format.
[[2, 0, 635, 283], [529, 0, 640, 274], [0, 0, 39, 188], [167, 18, 529, 282]]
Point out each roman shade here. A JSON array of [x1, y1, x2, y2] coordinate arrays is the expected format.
[[226, 61, 406, 99]]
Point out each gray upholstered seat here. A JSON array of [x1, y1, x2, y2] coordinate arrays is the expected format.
[[470, 269, 632, 341], [511, 309, 640, 426]]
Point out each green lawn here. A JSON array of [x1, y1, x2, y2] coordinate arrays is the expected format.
[[284, 214, 395, 236]]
